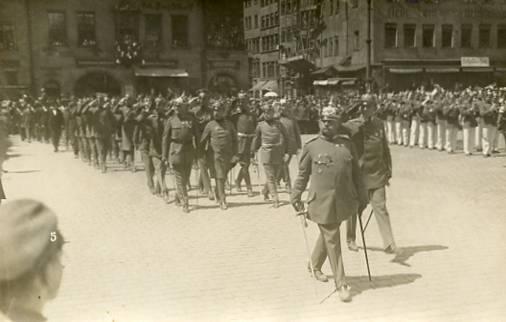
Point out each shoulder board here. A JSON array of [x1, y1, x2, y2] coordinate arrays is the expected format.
[[335, 134, 350, 140], [304, 136, 319, 144]]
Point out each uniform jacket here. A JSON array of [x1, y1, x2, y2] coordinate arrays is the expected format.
[[48, 108, 64, 134], [200, 119, 237, 162], [291, 134, 367, 224], [163, 113, 196, 165], [235, 112, 257, 157], [120, 106, 137, 151], [345, 117, 392, 190], [279, 116, 302, 154], [251, 120, 288, 165], [93, 107, 115, 139]]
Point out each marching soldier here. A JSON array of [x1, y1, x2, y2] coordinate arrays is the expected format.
[[277, 99, 302, 194], [444, 94, 460, 153], [233, 92, 257, 197], [93, 98, 115, 172], [434, 92, 447, 151], [480, 96, 499, 157], [192, 89, 214, 200], [251, 102, 289, 208], [163, 98, 197, 213], [291, 105, 367, 303], [48, 100, 64, 153], [345, 94, 397, 254], [200, 100, 238, 210], [460, 96, 478, 156], [137, 99, 157, 195]]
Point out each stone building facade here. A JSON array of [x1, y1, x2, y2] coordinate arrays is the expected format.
[[0, 0, 248, 99]]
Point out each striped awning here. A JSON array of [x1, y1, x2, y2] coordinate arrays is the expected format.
[[389, 68, 423, 74], [134, 68, 188, 77]]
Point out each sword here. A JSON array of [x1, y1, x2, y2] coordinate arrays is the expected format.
[[358, 211, 372, 281], [363, 209, 374, 232], [296, 209, 315, 280]]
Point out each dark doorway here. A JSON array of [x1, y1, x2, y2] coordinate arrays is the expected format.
[[74, 72, 121, 97]]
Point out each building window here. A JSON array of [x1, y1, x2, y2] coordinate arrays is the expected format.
[[145, 14, 162, 48], [48, 11, 67, 46], [498, 24, 506, 49], [333, 36, 339, 56], [422, 24, 434, 48], [350, 0, 358, 8], [5, 71, 18, 85], [353, 30, 360, 51], [441, 24, 453, 48], [0, 23, 15, 50], [403, 24, 416, 48], [479, 24, 491, 48], [77, 12, 96, 47], [171, 15, 188, 47], [116, 13, 139, 42], [254, 15, 258, 28], [461, 24, 472, 48], [384, 23, 398, 48]]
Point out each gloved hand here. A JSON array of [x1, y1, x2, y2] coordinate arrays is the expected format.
[[283, 153, 290, 163], [292, 200, 305, 214]]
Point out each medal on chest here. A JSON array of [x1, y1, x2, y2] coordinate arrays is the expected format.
[[315, 153, 333, 174]]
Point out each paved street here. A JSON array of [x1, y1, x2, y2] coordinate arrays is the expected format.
[[3, 135, 506, 322]]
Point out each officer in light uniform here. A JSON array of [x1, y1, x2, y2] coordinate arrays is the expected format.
[[291, 105, 367, 303]]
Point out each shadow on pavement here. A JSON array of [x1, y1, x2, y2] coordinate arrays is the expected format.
[[363, 245, 448, 267], [3, 169, 41, 174], [320, 273, 422, 303]]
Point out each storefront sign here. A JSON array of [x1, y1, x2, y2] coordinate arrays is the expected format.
[[141, 0, 194, 10], [208, 60, 240, 70], [76, 59, 116, 67], [386, 4, 506, 19], [461, 57, 490, 68]]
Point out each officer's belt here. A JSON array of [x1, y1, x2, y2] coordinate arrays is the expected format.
[[261, 142, 282, 148], [238, 132, 255, 138], [170, 138, 192, 144]]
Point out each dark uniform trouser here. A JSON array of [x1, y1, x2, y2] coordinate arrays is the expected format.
[[236, 159, 252, 189], [278, 154, 293, 189], [141, 150, 155, 193], [173, 164, 192, 203], [346, 186, 396, 249], [88, 137, 98, 165], [311, 222, 346, 288], [197, 156, 212, 194], [51, 129, 61, 151], [96, 136, 111, 169], [152, 156, 168, 194], [24, 126, 32, 142], [262, 164, 281, 201], [80, 136, 89, 161], [20, 126, 26, 140], [70, 131, 79, 156]]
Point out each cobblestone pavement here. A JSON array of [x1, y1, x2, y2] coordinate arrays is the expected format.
[[3, 135, 506, 322]]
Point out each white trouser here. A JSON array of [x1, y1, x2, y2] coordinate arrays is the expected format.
[[427, 122, 436, 149], [462, 125, 475, 154], [395, 121, 403, 145], [418, 122, 427, 148], [445, 124, 458, 152], [436, 120, 447, 151], [482, 125, 498, 155], [475, 119, 483, 150], [387, 120, 396, 144], [401, 121, 410, 146], [409, 119, 419, 147]]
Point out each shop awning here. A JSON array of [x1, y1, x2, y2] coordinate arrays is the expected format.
[[311, 66, 337, 76], [461, 67, 494, 73], [249, 80, 267, 91], [134, 68, 189, 77], [312, 77, 357, 86], [495, 67, 506, 72], [262, 80, 278, 92], [336, 65, 365, 72], [279, 55, 315, 71], [388, 68, 423, 74], [313, 80, 328, 86], [425, 67, 460, 73]]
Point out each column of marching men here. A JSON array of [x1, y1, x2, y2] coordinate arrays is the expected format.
[[376, 84, 506, 157], [1, 83, 506, 214], [0, 90, 304, 213]]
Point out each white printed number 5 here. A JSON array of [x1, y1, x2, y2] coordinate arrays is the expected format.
[[50, 232, 57, 242]]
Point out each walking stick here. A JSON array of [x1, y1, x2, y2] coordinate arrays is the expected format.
[[357, 212, 372, 281], [363, 208, 374, 232]]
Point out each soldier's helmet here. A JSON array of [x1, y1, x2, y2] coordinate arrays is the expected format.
[[320, 106, 342, 121]]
